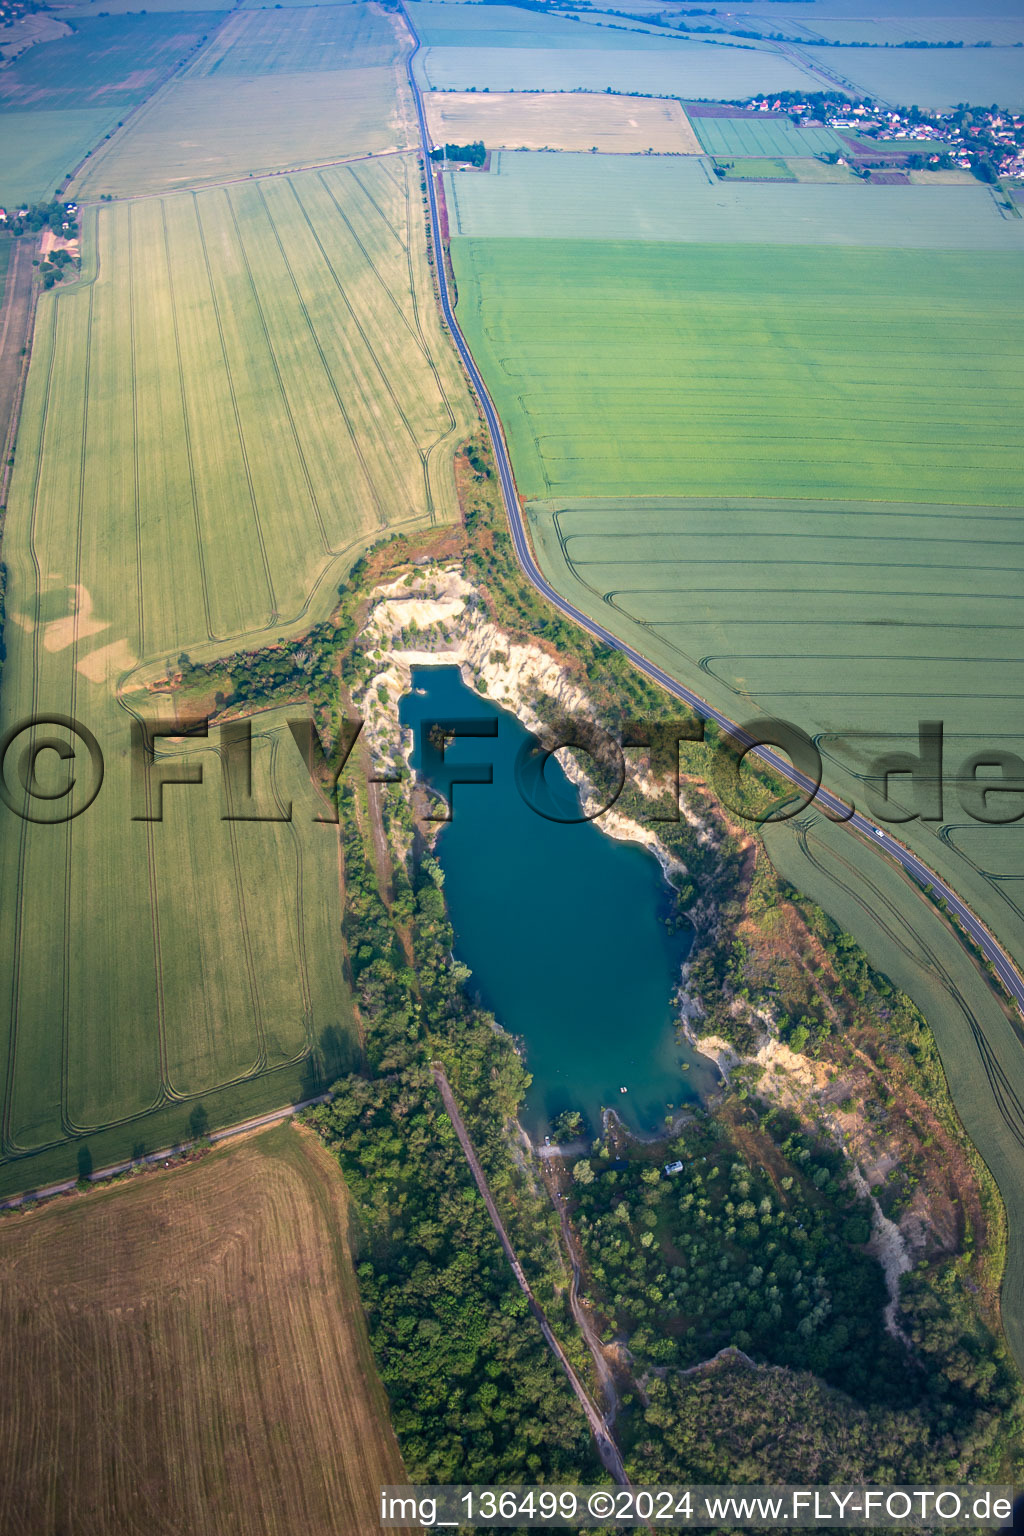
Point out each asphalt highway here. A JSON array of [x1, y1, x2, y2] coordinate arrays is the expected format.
[[401, 13, 1024, 1024]]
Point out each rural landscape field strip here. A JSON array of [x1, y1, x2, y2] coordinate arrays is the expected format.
[[424, 89, 702, 155], [691, 113, 844, 158], [183, 1, 402, 76], [450, 238, 1024, 503], [446, 153, 1024, 245], [418, 44, 821, 97], [0, 1124, 412, 1536], [764, 810, 1024, 1367], [402, 12, 1024, 1375]]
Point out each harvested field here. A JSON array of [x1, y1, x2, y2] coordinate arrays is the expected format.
[[424, 89, 701, 154], [0, 13, 217, 111], [0, 1123, 413, 1536], [446, 151, 1024, 246]]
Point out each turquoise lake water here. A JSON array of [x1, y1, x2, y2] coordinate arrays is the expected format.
[[399, 665, 718, 1139]]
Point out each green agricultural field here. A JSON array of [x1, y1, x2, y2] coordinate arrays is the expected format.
[[0, 1123, 412, 1534], [692, 114, 843, 159], [0, 107, 122, 204], [184, 2, 402, 77], [788, 154, 861, 182], [451, 238, 1024, 504], [405, 0, 697, 50], [71, 68, 411, 195], [446, 152, 1024, 246], [0, 14, 218, 111], [811, 43, 1024, 109], [762, 809, 1024, 1372], [0, 161, 474, 1193], [777, 15, 1024, 45], [417, 43, 821, 97]]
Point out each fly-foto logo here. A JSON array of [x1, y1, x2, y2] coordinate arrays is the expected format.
[[0, 713, 1022, 828]]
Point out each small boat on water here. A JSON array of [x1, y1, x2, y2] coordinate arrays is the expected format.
[[620, 1086, 627, 1094]]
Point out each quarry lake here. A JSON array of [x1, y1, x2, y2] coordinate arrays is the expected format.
[[399, 665, 718, 1139]]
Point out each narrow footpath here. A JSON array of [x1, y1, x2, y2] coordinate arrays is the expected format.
[[431, 1065, 629, 1485]]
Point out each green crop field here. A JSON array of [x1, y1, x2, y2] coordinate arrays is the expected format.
[[56, 0, 231, 12], [761, 809, 1024, 1375], [184, 3, 402, 77], [71, 67, 411, 195], [692, 114, 844, 159], [446, 153, 1024, 246], [0, 107, 123, 204], [788, 154, 861, 183], [812, 43, 1024, 110], [0, 1123, 412, 1534], [405, 0, 697, 50], [0, 14, 218, 111], [715, 156, 796, 180], [451, 235, 1023, 492], [775, 15, 1024, 45], [0, 161, 473, 1193], [418, 43, 821, 97]]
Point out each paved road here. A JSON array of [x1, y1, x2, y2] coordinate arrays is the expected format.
[[432, 1066, 630, 1484], [401, 8, 1024, 1035], [0, 1094, 331, 1210]]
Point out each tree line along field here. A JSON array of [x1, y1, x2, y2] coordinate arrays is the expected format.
[[405, 0, 697, 51], [445, 153, 1024, 246], [0, 160, 474, 1192], [0, 1123, 415, 1536], [71, 2, 416, 196], [182, 2, 402, 77]]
